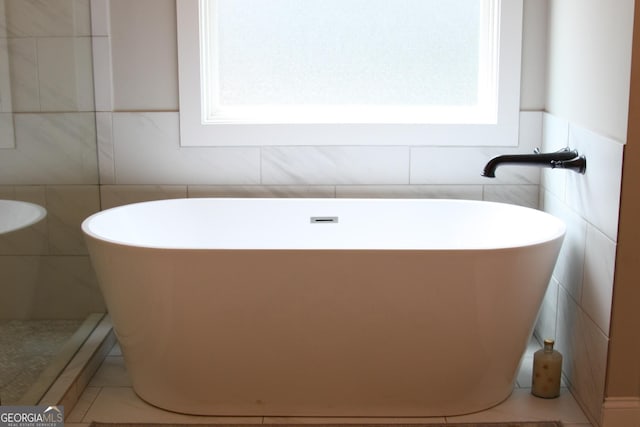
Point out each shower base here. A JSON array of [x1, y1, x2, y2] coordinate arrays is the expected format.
[[0, 314, 103, 405]]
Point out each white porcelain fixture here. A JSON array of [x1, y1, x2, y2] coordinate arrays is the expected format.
[[82, 198, 565, 416], [0, 199, 47, 234]]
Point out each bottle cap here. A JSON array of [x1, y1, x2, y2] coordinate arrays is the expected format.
[[544, 338, 555, 346]]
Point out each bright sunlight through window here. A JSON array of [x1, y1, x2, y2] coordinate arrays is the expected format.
[[177, 0, 523, 146]]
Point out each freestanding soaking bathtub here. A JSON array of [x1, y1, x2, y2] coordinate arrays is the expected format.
[[82, 198, 565, 417]]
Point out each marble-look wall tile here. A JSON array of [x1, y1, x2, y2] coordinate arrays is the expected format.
[[45, 185, 100, 255], [410, 145, 540, 185], [483, 184, 539, 208], [92, 36, 113, 112], [519, 110, 544, 152], [541, 113, 570, 200], [7, 37, 39, 112], [72, 0, 93, 36], [0, 112, 14, 148], [14, 185, 47, 204], [0, 185, 47, 210], [0, 185, 45, 202], [581, 224, 616, 335], [535, 276, 559, 342], [566, 125, 623, 241], [0, 186, 48, 256], [262, 146, 410, 185], [2, 113, 98, 184], [112, 113, 260, 185], [539, 113, 623, 426], [0, 186, 103, 256], [0, 0, 7, 38], [37, 37, 94, 112], [188, 186, 335, 198], [556, 287, 609, 425], [90, 0, 110, 37], [0, 186, 48, 255], [542, 190, 587, 303], [100, 185, 187, 209], [411, 112, 542, 185], [0, 214, 47, 255], [89, 0, 111, 111], [0, 38, 12, 112], [29, 255, 105, 319], [0, 0, 101, 326], [4, 0, 91, 37], [542, 114, 624, 241], [335, 185, 482, 200], [0, 256, 42, 319], [0, 249, 106, 319], [110, 0, 178, 110], [96, 112, 114, 184]]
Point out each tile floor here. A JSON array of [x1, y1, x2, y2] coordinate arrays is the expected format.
[[65, 338, 593, 426]]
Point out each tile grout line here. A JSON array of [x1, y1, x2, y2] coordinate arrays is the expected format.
[[78, 386, 103, 423], [87, 386, 105, 423]]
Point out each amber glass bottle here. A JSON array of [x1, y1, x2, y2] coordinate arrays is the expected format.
[[531, 338, 563, 398]]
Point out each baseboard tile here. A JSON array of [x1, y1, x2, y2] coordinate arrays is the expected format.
[[602, 397, 640, 427]]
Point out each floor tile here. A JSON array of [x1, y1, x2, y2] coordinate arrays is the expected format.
[[67, 386, 100, 422], [444, 388, 590, 424], [264, 417, 446, 424], [88, 356, 130, 387], [82, 386, 263, 424], [73, 338, 592, 426]]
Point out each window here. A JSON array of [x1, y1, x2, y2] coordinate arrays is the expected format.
[[177, 0, 523, 146]]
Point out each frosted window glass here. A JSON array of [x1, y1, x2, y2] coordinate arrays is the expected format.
[[215, 0, 481, 107]]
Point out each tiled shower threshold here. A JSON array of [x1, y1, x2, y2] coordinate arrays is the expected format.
[[0, 313, 106, 405], [16, 313, 104, 405], [37, 314, 115, 411]]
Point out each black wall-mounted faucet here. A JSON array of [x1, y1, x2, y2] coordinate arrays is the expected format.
[[482, 147, 587, 178]]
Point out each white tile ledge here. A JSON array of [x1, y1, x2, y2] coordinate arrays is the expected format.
[[38, 314, 115, 417]]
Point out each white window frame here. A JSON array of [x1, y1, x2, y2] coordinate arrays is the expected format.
[[177, 0, 523, 147]]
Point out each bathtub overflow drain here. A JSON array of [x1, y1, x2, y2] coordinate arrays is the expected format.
[[310, 216, 339, 224]]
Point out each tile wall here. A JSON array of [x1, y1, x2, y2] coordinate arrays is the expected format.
[[93, 0, 544, 209], [536, 114, 624, 425], [0, 0, 104, 320], [97, 111, 543, 207]]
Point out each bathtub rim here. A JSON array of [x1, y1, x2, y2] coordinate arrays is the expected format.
[[81, 197, 566, 251]]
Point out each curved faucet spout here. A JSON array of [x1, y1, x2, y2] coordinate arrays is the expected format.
[[482, 148, 586, 178]]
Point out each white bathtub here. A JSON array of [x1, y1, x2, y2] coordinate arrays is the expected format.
[[82, 198, 565, 416]]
